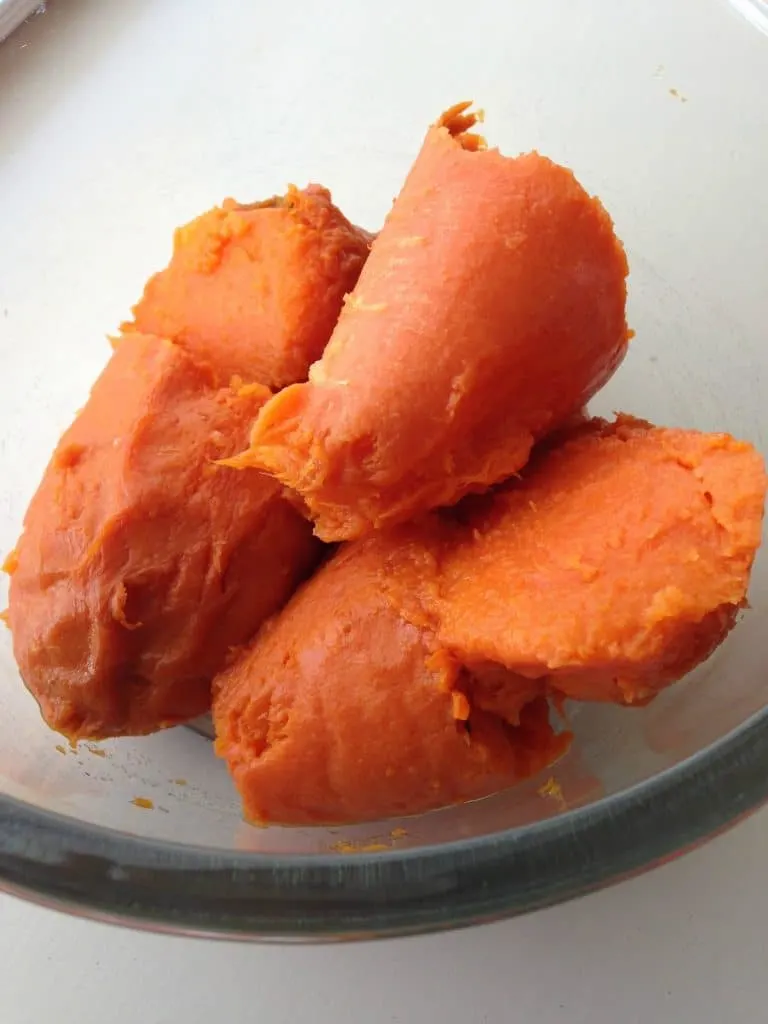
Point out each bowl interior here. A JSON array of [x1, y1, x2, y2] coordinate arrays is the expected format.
[[0, 0, 766, 861]]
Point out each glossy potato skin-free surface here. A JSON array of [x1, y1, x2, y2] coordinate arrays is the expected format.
[[237, 106, 630, 539], [214, 416, 765, 825], [7, 334, 320, 740], [123, 185, 371, 389], [439, 417, 767, 705], [213, 531, 568, 826]]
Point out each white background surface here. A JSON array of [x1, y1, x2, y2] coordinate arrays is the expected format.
[[2, 0, 768, 1020], [3, 810, 768, 1023]]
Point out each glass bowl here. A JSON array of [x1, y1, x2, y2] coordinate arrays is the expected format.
[[1, 0, 767, 941]]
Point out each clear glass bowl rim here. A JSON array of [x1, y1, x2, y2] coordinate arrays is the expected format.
[[1, 702, 767, 942]]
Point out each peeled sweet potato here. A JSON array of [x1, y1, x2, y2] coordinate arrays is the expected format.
[[214, 415, 765, 824], [438, 416, 767, 705], [212, 530, 568, 825], [232, 104, 629, 539], [7, 334, 320, 740], [123, 185, 372, 389]]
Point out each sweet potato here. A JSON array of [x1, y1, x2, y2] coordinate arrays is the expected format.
[[123, 186, 371, 389], [232, 104, 629, 539], [212, 530, 568, 825], [213, 415, 765, 823], [7, 334, 320, 740], [438, 416, 767, 705]]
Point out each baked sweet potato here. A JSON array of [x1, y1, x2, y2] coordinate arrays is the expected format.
[[214, 415, 765, 824], [7, 334, 320, 739], [123, 185, 371, 389], [232, 104, 629, 539], [212, 529, 568, 825], [439, 416, 767, 705]]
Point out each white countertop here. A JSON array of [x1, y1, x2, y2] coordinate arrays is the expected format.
[[2, 808, 768, 1023]]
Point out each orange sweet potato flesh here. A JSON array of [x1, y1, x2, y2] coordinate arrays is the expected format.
[[232, 104, 630, 539], [213, 415, 765, 824], [212, 531, 569, 826], [122, 186, 372, 389], [7, 334, 321, 740], [438, 416, 767, 706]]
